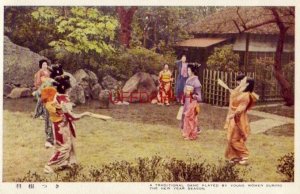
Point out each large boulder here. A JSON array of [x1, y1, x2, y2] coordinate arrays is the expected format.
[[4, 36, 49, 87], [101, 75, 118, 90], [7, 87, 32, 99], [68, 84, 86, 104], [122, 72, 157, 103], [150, 74, 159, 86]]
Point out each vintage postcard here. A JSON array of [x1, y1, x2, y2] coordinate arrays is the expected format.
[[0, 0, 299, 193]]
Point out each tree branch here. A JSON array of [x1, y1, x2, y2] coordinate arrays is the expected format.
[[235, 19, 277, 33], [236, 7, 247, 30], [232, 20, 242, 33]]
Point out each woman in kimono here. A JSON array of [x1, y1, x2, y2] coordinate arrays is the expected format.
[[33, 60, 55, 148], [175, 55, 189, 103], [33, 59, 51, 118], [152, 64, 173, 106], [42, 76, 89, 173], [181, 64, 202, 140], [224, 75, 258, 165]]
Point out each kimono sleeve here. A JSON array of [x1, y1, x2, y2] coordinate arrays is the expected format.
[[45, 102, 57, 114], [234, 93, 250, 136], [234, 93, 250, 116], [34, 70, 41, 89], [193, 87, 202, 102], [193, 78, 202, 102], [61, 102, 81, 120]]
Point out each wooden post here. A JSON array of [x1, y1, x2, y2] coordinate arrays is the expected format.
[[215, 71, 220, 106], [224, 71, 228, 106], [208, 70, 212, 104], [213, 71, 217, 105]]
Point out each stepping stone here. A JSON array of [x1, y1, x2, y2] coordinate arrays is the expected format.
[[250, 119, 287, 134]]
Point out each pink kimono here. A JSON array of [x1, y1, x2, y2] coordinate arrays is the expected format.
[[181, 76, 202, 140]]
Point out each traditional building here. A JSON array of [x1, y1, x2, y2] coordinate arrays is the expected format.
[[176, 7, 294, 72], [175, 7, 294, 103]]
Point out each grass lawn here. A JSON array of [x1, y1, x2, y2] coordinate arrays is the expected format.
[[2, 98, 294, 182]]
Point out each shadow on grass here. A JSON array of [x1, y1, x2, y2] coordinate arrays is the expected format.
[[3, 98, 262, 130], [263, 124, 294, 137]]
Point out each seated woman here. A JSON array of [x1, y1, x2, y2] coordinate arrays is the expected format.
[[152, 64, 173, 106], [181, 64, 202, 140]]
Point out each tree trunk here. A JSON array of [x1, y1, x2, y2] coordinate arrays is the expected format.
[[244, 34, 250, 72], [116, 6, 138, 48], [153, 20, 158, 47], [271, 8, 294, 106], [143, 29, 148, 48]]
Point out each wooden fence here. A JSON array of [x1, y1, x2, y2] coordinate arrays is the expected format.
[[201, 69, 282, 106]]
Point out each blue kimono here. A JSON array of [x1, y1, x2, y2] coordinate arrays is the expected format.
[[175, 60, 188, 101]]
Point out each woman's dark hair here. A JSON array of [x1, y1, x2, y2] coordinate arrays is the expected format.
[[49, 64, 64, 79], [53, 75, 71, 94], [39, 59, 49, 69], [244, 78, 255, 93], [236, 74, 255, 93], [187, 63, 198, 75], [236, 74, 245, 81]]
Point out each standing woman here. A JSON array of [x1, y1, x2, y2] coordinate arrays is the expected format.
[[175, 55, 189, 103], [224, 75, 258, 165], [153, 64, 173, 106], [34, 60, 51, 91], [33, 59, 55, 148], [33, 59, 51, 118], [42, 75, 87, 173], [181, 64, 202, 140]]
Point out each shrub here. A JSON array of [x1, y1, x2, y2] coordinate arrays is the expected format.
[[15, 156, 250, 182], [283, 61, 295, 92], [106, 47, 176, 79], [254, 57, 294, 100], [206, 44, 240, 72], [277, 152, 294, 182]]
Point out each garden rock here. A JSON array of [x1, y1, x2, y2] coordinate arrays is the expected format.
[[99, 89, 110, 109], [151, 74, 159, 86], [63, 71, 77, 87], [7, 87, 32, 99], [4, 36, 49, 87], [101, 75, 118, 90], [85, 69, 99, 85], [4, 84, 14, 96], [73, 69, 100, 100], [68, 84, 86, 104], [91, 83, 102, 99], [122, 72, 157, 103]]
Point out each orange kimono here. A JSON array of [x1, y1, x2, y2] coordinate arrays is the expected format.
[[157, 70, 172, 104], [224, 92, 257, 160]]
